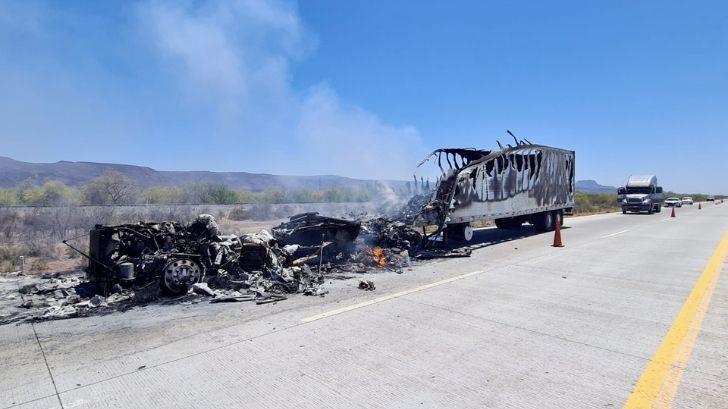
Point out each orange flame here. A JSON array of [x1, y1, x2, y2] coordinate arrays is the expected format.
[[367, 247, 387, 267]]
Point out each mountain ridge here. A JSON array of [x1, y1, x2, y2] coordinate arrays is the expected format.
[[0, 156, 391, 191], [575, 179, 616, 193], [0, 156, 615, 193]]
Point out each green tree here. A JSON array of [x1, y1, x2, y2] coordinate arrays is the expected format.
[[17, 179, 42, 205], [36, 181, 76, 206], [0, 188, 19, 205], [83, 171, 138, 205], [179, 183, 238, 204], [207, 184, 238, 204]]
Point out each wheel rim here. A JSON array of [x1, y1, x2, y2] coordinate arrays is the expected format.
[[463, 225, 474, 241], [163, 258, 203, 294]]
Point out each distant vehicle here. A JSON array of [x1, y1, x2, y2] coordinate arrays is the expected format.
[[681, 197, 694, 205], [665, 197, 683, 207], [618, 175, 664, 214], [707, 196, 715, 201]]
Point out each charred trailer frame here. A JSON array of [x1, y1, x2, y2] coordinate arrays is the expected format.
[[415, 143, 575, 242], [271, 212, 361, 246]]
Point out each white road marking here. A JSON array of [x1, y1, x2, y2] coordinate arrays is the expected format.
[[302, 270, 484, 323], [600, 229, 629, 239]]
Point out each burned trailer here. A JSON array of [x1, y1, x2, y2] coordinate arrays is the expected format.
[[414, 140, 575, 242], [84, 222, 225, 295]]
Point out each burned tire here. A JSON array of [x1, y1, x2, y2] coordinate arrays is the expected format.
[[161, 258, 204, 295], [533, 211, 555, 232], [447, 223, 474, 242], [544, 211, 555, 231], [495, 217, 523, 229]]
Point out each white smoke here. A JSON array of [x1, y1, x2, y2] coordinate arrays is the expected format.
[[138, 0, 427, 180]]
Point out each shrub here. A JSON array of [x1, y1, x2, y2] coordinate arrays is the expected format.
[[228, 206, 249, 221], [574, 192, 620, 214], [30, 258, 49, 272]]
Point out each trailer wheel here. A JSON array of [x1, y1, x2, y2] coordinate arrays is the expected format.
[[544, 211, 555, 231], [533, 211, 555, 232], [446, 223, 474, 242]]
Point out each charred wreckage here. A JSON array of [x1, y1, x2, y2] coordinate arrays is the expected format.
[[9, 136, 574, 323], [70, 213, 367, 297], [69, 135, 574, 299]]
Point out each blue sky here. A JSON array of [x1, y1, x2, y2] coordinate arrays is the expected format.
[[1, 1, 727, 193]]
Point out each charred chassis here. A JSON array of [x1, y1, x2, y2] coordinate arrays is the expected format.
[[86, 222, 228, 295]]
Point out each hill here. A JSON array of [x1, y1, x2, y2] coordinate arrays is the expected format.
[[1, 156, 620, 196], [576, 179, 616, 194], [0, 156, 398, 191]]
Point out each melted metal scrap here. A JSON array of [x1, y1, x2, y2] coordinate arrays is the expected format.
[[360, 218, 423, 252], [272, 212, 361, 246]]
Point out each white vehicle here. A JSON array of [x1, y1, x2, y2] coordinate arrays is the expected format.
[[618, 175, 664, 214], [681, 197, 694, 205], [665, 197, 683, 207]]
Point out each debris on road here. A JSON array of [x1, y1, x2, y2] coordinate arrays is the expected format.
[[191, 282, 215, 297], [1, 194, 489, 324], [415, 247, 472, 259], [358, 280, 376, 291], [1, 207, 428, 323]]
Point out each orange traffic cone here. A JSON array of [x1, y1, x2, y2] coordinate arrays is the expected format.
[[698, 202, 702, 209], [552, 221, 564, 247], [671, 206, 676, 218]]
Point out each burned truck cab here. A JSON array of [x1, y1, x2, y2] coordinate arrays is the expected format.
[[86, 222, 207, 295]]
